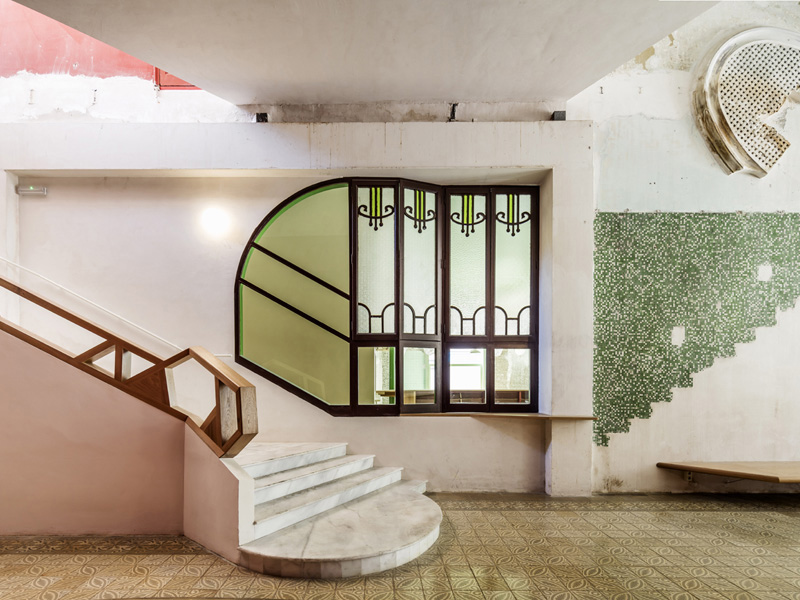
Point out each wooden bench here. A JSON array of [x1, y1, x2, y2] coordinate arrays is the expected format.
[[657, 461, 800, 483]]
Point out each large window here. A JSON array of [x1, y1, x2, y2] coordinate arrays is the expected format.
[[236, 178, 538, 415]]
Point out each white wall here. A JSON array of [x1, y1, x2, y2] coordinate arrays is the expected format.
[[0, 73, 253, 123], [567, 1, 800, 492], [15, 175, 550, 493], [4, 120, 594, 494]]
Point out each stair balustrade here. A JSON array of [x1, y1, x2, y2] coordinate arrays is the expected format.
[[0, 271, 257, 458]]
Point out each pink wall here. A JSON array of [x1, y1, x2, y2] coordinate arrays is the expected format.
[[0, 331, 185, 534], [0, 0, 154, 78]]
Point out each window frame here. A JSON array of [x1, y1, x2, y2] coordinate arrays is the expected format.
[[235, 177, 539, 416]]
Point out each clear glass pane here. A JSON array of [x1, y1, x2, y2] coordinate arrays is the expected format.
[[403, 189, 437, 335], [495, 193, 532, 336], [358, 346, 396, 405], [449, 348, 486, 404], [357, 187, 395, 334], [256, 184, 350, 292], [495, 348, 531, 404], [403, 347, 436, 405], [239, 285, 349, 405], [449, 194, 486, 336], [243, 250, 349, 335]]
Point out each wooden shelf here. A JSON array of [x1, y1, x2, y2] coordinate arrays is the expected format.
[[657, 461, 800, 483], [400, 413, 596, 420]]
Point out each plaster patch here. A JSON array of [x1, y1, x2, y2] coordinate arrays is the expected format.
[[0, 72, 254, 123]]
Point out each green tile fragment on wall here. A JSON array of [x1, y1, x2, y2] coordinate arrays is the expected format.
[[594, 212, 800, 446]]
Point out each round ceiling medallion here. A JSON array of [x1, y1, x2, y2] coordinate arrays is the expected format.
[[692, 27, 800, 177]]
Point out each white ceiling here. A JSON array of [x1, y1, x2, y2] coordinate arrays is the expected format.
[[17, 0, 712, 106]]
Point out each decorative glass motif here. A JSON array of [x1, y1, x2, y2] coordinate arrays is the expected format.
[[450, 194, 486, 237], [357, 187, 396, 334], [357, 186, 395, 231], [403, 189, 437, 335], [404, 189, 436, 233], [496, 193, 532, 237], [450, 194, 487, 336], [495, 193, 532, 336]]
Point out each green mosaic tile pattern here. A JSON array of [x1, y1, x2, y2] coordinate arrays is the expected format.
[[594, 212, 800, 446]]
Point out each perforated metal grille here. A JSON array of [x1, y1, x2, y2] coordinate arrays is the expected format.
[[719, 42, 800, 171]]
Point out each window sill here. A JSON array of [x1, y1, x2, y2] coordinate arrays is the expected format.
[[399, 413, 596, 420]]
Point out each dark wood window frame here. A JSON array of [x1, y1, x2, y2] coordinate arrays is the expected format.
[[235, 177, 539, 416]]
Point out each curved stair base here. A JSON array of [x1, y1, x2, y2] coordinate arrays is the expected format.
[[240, 480, 442, 578]]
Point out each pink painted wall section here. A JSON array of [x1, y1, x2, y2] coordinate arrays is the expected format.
[[183, 424, 252, 564], [0, 331, 185, 534], [0, 0, 153, 78]]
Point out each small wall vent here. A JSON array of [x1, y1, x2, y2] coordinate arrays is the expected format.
[[692, 27, 800, 177]]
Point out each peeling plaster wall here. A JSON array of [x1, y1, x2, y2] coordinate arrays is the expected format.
[[566, 1, 800, 492], [0, 73, 253, 123]]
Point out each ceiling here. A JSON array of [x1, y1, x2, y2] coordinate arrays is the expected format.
[[17, 0, 712, 107]]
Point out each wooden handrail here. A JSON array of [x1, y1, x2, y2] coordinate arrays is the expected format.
[[0, 275, 257, 457]]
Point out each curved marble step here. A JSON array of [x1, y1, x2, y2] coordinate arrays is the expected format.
[[253, 466, 403, 538], [241, 480, 442, 578], [254, 454, 375, 504]]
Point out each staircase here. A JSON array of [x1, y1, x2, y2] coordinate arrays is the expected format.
[[234, 442, 442, 578], [0, 262, 442, 578]]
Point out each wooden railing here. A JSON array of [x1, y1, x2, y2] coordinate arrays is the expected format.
[[0, 275, 257, 458]]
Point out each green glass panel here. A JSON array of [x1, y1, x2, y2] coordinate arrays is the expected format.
[[242, 250, 349, 335], [358, 346, 396, 405], [495, 193, 532, 336], [356, 187, 396, 334], [403, 347, 436, 405], [449, 194, 486, 335], [403, 189, 437, 335], [449, 348, 486, 404], [239, 285, 349, 405], [256, 184, 349, 292], [495, 348, 530, 404]]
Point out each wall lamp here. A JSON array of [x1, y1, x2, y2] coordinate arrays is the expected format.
[[16, 185, 47, 196]]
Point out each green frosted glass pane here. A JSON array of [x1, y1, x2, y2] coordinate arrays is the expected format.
[[403, 189, 437, 335], [495, 193, 532, 336], [449, 194, 486, 336], [403, 347, 436, 405], [495, 348, 530, 404], [356, 187, 395, 334], [239, 285, 349, 405], [358, 346, 395, 405], [242, 250, 349, 335], [256, 184, 349, 292], [449, 347, 486, 404]]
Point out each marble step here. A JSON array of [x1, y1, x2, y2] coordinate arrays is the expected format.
[[235, 442, 348, 479], [254, 454, 375, 504], [241, 480, 442, 578], [253, 467, 403, 538]]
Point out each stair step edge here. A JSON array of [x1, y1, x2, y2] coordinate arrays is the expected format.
[[252, 468, 403, 537], [242, 444, 349, 478], [254, 454, 376, 489]]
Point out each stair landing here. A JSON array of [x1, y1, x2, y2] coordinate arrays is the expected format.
[[233, 443, 442, 578]]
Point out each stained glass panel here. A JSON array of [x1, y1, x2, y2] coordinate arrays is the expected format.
[[495, 193, 532, 336], [356, 187, 396, 334], [449, 194, 486, 336], [403, 189, 437, 335]]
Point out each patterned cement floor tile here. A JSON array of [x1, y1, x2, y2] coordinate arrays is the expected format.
[[6, 494, 800, 599]]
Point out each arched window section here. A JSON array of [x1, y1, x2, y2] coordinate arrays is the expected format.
[[235, 178, 538, 416]]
